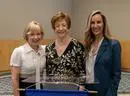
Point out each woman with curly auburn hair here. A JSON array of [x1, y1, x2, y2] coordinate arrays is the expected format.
[[46, 11, 86, 90]]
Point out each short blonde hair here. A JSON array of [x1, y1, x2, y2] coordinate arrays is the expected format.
[[51, 11, 71, 30], [24, 21, 44, 40]]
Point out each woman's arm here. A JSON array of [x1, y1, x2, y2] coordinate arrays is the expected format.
[[106, 40, 121, 96], [112, 40, 121, 89], [11, 66, 20, 96]]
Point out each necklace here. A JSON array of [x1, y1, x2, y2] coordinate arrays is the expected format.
[[91, 42, 99, 56]]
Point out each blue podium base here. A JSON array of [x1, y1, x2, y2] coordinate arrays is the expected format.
[[25, 89, 90, 96]]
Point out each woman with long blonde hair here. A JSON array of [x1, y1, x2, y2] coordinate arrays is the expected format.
[[85, 10, 121, 96]]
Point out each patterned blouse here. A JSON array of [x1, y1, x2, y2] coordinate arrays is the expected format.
[[46, 39, 86, 84]]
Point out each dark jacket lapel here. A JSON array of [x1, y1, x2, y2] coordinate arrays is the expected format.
[[95, 38, 108, 65]]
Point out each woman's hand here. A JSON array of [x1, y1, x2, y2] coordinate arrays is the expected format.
[[79, 85, 85, 91]]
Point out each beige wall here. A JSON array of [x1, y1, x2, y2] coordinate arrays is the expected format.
[[71, 0, 130, 40], [0, 0, 130, 40], [0, 0, 72, 39]]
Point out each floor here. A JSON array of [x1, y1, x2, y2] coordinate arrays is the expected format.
[[0, 72, 130, 96], [118, 72, 130, 93]]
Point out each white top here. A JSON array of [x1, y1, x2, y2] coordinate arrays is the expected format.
[[10, 43, 46, 78], [86, 38, 104, 83]]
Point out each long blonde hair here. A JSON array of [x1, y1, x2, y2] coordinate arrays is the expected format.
[[84, 10, 112, 52]]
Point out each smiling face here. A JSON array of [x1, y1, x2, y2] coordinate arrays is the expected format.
[[54, 19, 69, 39], [24, 21, 44, 50], [27, 28, 42, 48], [91, 14, 104, 37]]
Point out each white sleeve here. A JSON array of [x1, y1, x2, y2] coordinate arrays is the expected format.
[[10, 47, 22, 67]]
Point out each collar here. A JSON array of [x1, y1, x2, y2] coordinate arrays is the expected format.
[[24, 43, 43, 54], [98, 37, 104, 48]]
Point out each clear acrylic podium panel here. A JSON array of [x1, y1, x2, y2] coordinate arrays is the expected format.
[[23, 75, 95, 96], [25, 82, 90, 96]]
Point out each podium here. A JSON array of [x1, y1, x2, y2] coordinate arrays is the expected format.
[[25, 83, 90, 96], [25, 89, 90, 96], [22, 76, 97, 96], [23, 81, 91, 96]]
